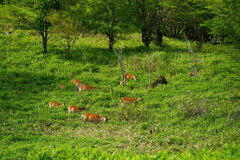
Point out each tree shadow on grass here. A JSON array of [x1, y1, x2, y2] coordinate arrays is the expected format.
[[0, 70, 58, 111], [49, 46, 117, 65], [48, 41, 189, 65]]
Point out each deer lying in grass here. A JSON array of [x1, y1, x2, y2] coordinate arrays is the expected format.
[[78, 84, 97, 92], [49, 101, 66, 108], [151, 75, 167, 88], [120, 97, 143, 106], [71, 79, 82, 86], [82, 113, 108, 123], [68, 105, 87, 113]]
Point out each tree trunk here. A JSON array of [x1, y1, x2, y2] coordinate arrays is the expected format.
[[156, 29, 163, 46], [40, 13, 48, 54], [141, 27, 152, 47], [108, 36, 114, 50], [197, 28, 204, 50], [67, 42, 71, 59], [42, 36, 48, 54]]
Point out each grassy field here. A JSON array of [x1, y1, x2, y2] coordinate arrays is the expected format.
[[0, 30, 239, 159]]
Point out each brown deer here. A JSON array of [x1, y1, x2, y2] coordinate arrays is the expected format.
[[120, 73, 137, 86], [58, 85, 65, 89], [49, 101, 66, 108], [82, 113, 108, 123], [71, 79, 82, 87], [120, 97, 143, 106], [78, 84, 97, 92], [68, 105, 87, 113], [123, 73, 136, 80]]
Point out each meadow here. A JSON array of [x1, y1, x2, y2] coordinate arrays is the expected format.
[[0, 30, 239, 159]]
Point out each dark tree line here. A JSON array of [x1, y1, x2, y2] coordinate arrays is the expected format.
[[1, 0, 239, 54]]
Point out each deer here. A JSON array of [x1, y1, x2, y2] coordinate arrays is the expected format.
[[49, 101, 66, 108], [120, 73, 137, 86], [150, 75, 167, 88], [82, 113, 108, 123], [123, 73, 136, 80], [71, 79, 82, 87], [78, 84, 97, 92], [68, 105, 87, 113], [58, 85, 65, 89], [120, 97, 143, 106]]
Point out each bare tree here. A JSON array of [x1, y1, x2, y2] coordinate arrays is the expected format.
[[114, 48, 126, 86], [52, 13, 83, 59]]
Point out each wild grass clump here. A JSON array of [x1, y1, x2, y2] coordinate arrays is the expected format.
[[227, 109, 240, 125], [181, 98, 208, 118], [110, 105, 148, 122]]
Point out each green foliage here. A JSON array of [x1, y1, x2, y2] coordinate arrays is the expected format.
[[80, 0, 128, 49], [51, 11, 83, 59], [0, 143, 239, 159], [1, 0, 240, 52], [0, 0, 61, 53], [204, 0, 240, 44]]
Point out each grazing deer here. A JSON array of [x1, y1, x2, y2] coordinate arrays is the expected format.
[[58, 85, 65, 89], [49, 101, 66, 108], [82, 113, 108, 123], [120, 97, 143, 106], [123, 73, 136, 80], [78, 84, 97, 92], [71, 79, 82, 86], [120, 73, 137, 86], [68, 105, 87, 113], [151, 75, 167, 88]]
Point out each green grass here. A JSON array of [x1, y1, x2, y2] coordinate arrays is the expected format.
[[0, 30, 239, 159]]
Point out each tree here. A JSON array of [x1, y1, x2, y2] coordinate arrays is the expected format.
[[163, 0, 212, 47], [51, 12, 84, 59], [81, 0, 127, 50], [34, 0, 60, 54], [126, 0, 159, 47], [1, 0, 60, 54], [154, 1, 172, 46], [204, 0, 240, 45]]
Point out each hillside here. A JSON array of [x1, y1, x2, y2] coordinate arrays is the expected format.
[[0, 30, 239, 159]]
